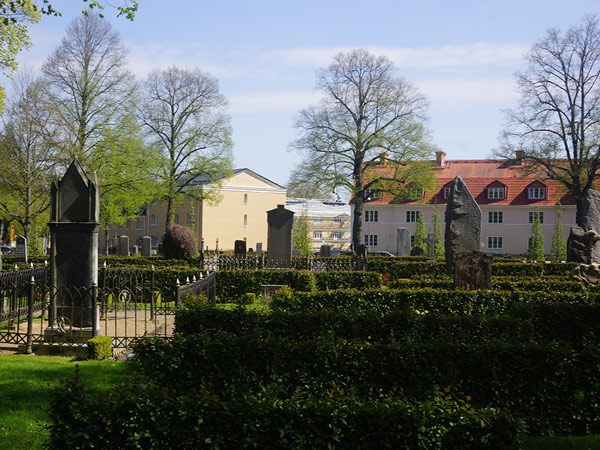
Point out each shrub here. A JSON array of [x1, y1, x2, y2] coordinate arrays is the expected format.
[[162, 224, 196, 259], [86, 336, 112, 360], [314, 271, 382, 290]]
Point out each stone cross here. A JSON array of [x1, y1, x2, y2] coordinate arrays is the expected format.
[[47, 158, 101, 336]]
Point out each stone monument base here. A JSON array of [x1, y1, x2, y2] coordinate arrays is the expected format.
[[43, 325, 103, 344], [18, 342, 90, 358]]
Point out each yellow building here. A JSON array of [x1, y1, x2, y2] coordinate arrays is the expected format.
[[102, 169, 287, 253]]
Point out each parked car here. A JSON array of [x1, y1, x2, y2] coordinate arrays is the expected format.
[[370, 251, 395, 257], [1, 246, 13, 255]]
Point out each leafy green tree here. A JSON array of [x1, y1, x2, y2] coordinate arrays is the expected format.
[[430, 206, 444, 260], [290, 49, 436, 249], [413, 210, 426, 251], [550, 203, 567, 262], [139, 66, 233, 231], [498, 15, 600, 226], [292, 211, 312, 257], [527, 208, 545, 261]]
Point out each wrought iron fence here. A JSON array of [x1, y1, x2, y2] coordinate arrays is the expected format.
[[205, 255, 364, 272], [176, 271, 217, 305]]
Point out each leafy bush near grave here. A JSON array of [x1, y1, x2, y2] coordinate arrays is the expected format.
[[47, 365, 523, 449], [271, 287, 600, 315], [86, 336, 112, 360], [388, 277, 586, 293], [175, 304, 600, 348], [132, 334, 600, 435], [162, 225, 197, 259], [313, 271, 382, 290], [215, 270, 316, 302]]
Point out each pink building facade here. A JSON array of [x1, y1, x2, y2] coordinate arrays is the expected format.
[[356, 153, 577, 257]]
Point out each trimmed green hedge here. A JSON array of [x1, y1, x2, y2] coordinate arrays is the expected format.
[[133, 335, 600, 435], [271, 287, 600, 315], [48, 367, 523, 449], [388, 277, 585, 293], [175, 304, 600, 348]]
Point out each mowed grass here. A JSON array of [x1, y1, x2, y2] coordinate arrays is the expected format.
[[0, 354, 132, 450]]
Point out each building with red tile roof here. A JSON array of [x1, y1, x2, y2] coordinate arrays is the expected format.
[[358, 151, 576, 256]]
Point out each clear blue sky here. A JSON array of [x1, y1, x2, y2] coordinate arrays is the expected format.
[[12, 0, 600, 186]]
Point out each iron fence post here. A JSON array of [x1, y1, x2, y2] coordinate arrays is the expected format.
[[175, 278, 181, 308], [150, 265, 155, 320], [25, 275, 35, 354], [92, 282, 98, 338], [8, 265, 17, 331]]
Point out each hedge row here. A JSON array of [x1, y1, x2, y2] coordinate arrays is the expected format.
[[215, 270, 381, 301], [47, 367, 522, 449], [388, 277, 586, 293], [175, 303, 600, 348], [271, 287, 599, 315], [133, 335, 600, 435]]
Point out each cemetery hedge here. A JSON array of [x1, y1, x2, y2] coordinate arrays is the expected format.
[[388, 277, 586, 293]]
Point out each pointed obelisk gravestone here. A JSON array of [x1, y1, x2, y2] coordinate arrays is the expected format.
[[444, 176, 481, 277], [267, 205, 294, 260], [46, 159, 101, 340], [15, 236, 28, 263]]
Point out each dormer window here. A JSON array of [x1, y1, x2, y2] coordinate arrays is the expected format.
[[407, 188, 422, 199], [365, 189, 380, 200], [443, 186, 451, 199], [528, 187, 545, 199], [488, 187, 505, 199]]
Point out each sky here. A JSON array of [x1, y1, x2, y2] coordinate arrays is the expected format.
[[9, 0, 600, 187]]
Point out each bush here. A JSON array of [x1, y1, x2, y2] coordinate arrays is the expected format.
[[314, 271, 382, 290], [215, 270, 316, 302], [86, 336, 112, 360], [162, 224, 196, 259]]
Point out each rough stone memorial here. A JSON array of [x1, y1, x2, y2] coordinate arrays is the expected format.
[[267, 205, 294, 260], [453, 250, 493, 290], [15, 236, 27, 263], [397, 228, 410, 256], [234, 239, 247, 256], [568, 189, 600, 264], [46, 159, 101, 341], [118, 235, 130, 256], [142, 236, 152, 257], [320, 245, 331, 257], [444, 176, 481, 276]]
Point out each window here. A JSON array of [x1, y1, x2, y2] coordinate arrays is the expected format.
[[365, 210, 379, 222], [313, 217, 322, 223], [313, 231, 322, 239], [332, 232, 342, 240], [126, 220, 130, 230], [151, 214, 158, 226], [174, 214, 179, 225], [528, 211, 544, 224], [187, 213, 194, 226], [119, 224, 124, 230], [108, 224, 113, 231], [365, 189, 380, 200], [244, 194, 248, 205], [528, 187, 545, 199], [488, 187, 504, 199], [136, 219, 144, 230], [364, 234, 378, 246], [487, 236, 503, 249], [151, 236, 158, 247], [443, 187, 451, 198], [244, 215, 247, 228], [407, 188, 422, 199], [334, 216, 342, 223], [488, 211, 503, 224], [406, 210, 420, 223]]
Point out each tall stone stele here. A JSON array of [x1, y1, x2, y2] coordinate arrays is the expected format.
[[47, 159, 101, 337], [444, 176, 481, 276], [267, 204, 294, 260]]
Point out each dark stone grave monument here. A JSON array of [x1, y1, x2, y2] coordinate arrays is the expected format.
[[45, 159, 102, 344], [118, 235, 130, 256], [256, 242, 263, 255], [568, 189, 600, 263], [320, 245, 331, 257], [410, 246, 425, 257], [453, 250, 493, 290], [234, 239, 247, 256], [142, 236, 152, 257], [267, 205, 294, 260], [15, 236, 27, 263]]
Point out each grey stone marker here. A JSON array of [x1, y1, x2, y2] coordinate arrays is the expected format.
[[410, 246, 425, 257], [234, 240, 247, 256], [571, 189, 600, 263], [444, 176, 481, 276], [267, 205, 294, 260], [132, 245, 139, 255], [256, 242, 263, 255], [118, 235, 130, 256], [141, 236, 152, 257], [47, 158, 101, 336], [15, 236, 27, 263], [424, 233, 437, 260], [397, 228, 410, 256], [320, 245, 331, 257]]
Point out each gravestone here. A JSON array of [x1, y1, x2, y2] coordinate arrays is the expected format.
[[581, 189, 600, 263], [397, 228, 410, 256], [410, 246, 425, 257], [46, 158, 101, 338], [444, 176, 481, 276], [141, 236, 152, 257], [234, 239, 247, 256], [267, 205, 294, 260], [118, 235, 130, 256], [291, 248, 301, 257], [570, 263, 600, 286], [567, 226, 586, 263], [256, 242, 263, 255], [320, 245, 331, 257], [424, 233, 437, 260], [15, 236, 27, 263], [132, 245, 139, 255], [453, 250, 493, 290]]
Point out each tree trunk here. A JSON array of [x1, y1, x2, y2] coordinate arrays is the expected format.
[[352, 194, 363, 250], [165, 196, 174, 233]]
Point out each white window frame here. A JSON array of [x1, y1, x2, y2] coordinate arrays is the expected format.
[[488, 187, 505, 199], [365, 189, 380, 200], [528, 211, 544, 224], [487, 236, 503, 249], [488, 211, 503, 224], [136, 219, 144, 230], [332, 231, 342, 240], [528, 187, 545, 200], [313, 217, 322, 223], [151, 214, 158, 226], [333, 216, 342, 223], [364, 234, 378, 247], [443, 187, 451, 198], [313, 231, 322, 239], [365, 210, 379, 222], [174, 214, 179, 225], [406, 210, 419, 223]]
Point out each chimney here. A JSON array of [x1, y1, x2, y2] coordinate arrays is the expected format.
[[515, 150, 525, 165], [435, 151, 446, 167]]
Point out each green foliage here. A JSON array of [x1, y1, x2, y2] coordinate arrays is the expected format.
[[215, 270, 316, 302], [86, 336, 112, 360], [313, 271, 382, 290], [430, 207, 444, 260], [527, 207, 545, 261], [413, 210, 426, 250], [551, 203, 568, 262], [292, 210, 312, 257]]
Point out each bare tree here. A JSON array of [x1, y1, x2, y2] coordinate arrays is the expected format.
[[42, 12, 136, 167], [139, 66, 233, 231], [498, 15, 600, 226], [291, 49, 436, 249], [0, 72, 57, 244]]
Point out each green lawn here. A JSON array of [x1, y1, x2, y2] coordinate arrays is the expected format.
[[0, 354, 131, 450]]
